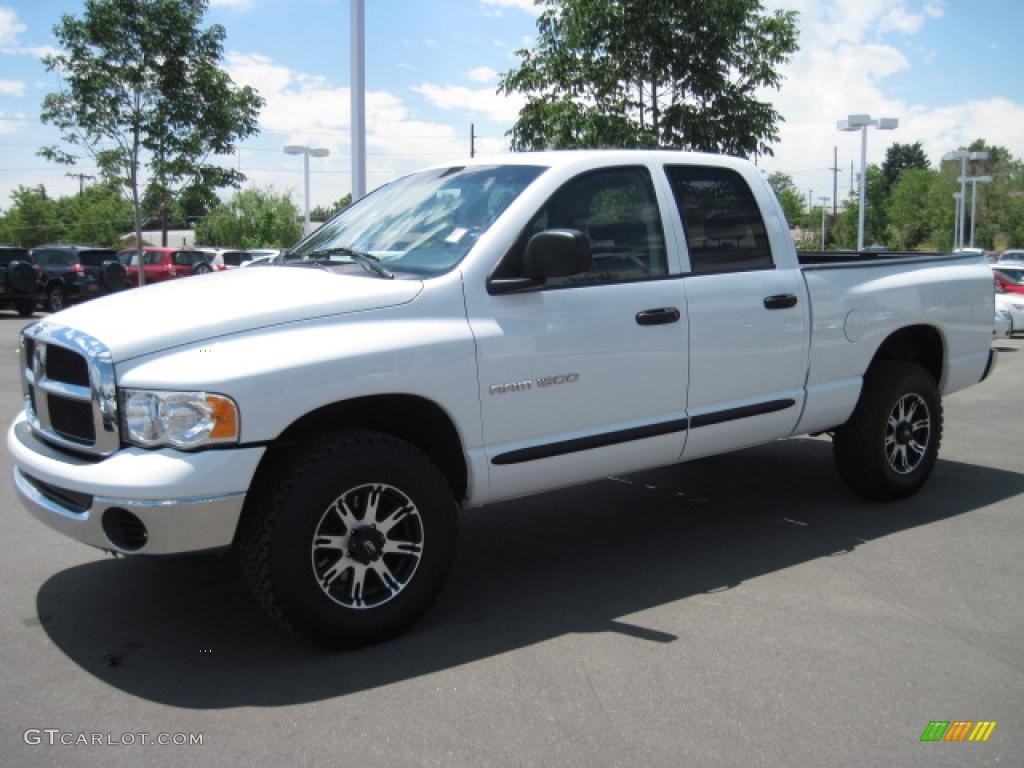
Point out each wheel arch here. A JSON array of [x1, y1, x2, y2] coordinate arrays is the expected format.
[[866, 324, 945, 386], [245, 393, 469, 512]]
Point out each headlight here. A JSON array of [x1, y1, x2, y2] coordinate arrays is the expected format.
[[122, 390, 239, 449]]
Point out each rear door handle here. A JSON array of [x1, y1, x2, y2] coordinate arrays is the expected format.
[[763, 294, 798, 310], [636, 307, 681, 326]]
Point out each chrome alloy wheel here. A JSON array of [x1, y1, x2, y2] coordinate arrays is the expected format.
[[884, 393, 931, 475], [310, 483, 424, 610]]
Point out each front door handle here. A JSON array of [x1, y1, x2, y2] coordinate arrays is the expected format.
[[636, 307, 681, 326], [763, 293, 798, 310]]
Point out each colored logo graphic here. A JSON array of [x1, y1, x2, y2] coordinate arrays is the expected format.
[[920, 721, 997, 742]]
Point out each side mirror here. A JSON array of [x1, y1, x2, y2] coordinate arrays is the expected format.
[[523, 229, 592, 280]]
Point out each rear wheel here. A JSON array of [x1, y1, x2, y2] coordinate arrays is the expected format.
[[193, 263, 211, 275], [237, 430, 457, 647], [46, 284, 65, 313], [833, 361, 942, 500]]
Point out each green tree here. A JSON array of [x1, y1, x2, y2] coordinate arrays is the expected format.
[[499, 0, 799, 156], [195, 187, 302, 248], [832, 166, 888, 249], [766, 171, 804, 226], [881, 141, 929, 194], [310, 193, 352, 223], [59, 182, 134, 246], [886, 168, 937, 250], [963, 139, 1024, 250], [38, 0, 263, 283], [0, 185, 64, 247]]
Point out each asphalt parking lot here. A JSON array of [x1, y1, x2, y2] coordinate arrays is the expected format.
[[0, 310, 1020, 768]]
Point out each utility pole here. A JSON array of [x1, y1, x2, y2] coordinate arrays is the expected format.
[[830, 146, 839, 216], [850, 160, 854, 195], [470, 123, 475, 159], [807, 189, 812, 215], [65, 172, 95, 196], [819, 196, 830, 250]]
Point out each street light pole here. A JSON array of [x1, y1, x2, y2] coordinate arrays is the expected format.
[[837, 114, 898, 252], [960, 174, 993, 248], [942, 150, 988, 249], [284, 144, 331, 236], [952, 192, 961, 252], [351, 0, 366, 201]]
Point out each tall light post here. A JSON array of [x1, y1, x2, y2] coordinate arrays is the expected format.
[[961, 174, 993, 248], [942, 150, 988, 249], [952, 192, 961, 252], [284, 144, 330, 236], [837, 114, 899, 251], [351, 0, 366, 201]]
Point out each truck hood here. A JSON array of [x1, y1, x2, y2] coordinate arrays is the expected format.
[[51, 266, 423, 361]]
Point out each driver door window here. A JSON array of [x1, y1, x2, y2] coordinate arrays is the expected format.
[[503, 166, 668, 287]]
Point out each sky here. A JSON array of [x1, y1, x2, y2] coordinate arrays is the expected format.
[[1, 0, 1023, 214]]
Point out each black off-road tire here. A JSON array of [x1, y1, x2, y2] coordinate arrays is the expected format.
[[46, 284, 65, 313], [833, 361, 943, 501], [237, 430, 458, 648], [100, 260, 128, 291], [15, 299, 34, 317], [8, 260, 37, 294]]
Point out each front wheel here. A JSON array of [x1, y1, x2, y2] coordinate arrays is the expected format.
[[46, 284, 65, 313], [15, 299, 34, 317], [833, 362, 943, 500], [237, 430, 457, 647]]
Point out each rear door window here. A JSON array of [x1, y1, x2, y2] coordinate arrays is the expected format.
[[222, 251, 250, 267], [79, 250, 116, 267], [0, 249, 30, 266], [664, 165, 773, 274]]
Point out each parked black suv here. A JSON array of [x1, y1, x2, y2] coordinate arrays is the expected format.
[[0, 245, 40, 317], [32, 245, 130, 312]]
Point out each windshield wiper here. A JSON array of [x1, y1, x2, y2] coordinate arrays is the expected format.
[[306, 247, 393, 279]]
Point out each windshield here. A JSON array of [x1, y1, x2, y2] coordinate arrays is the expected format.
[[288, 164, 546, 275]]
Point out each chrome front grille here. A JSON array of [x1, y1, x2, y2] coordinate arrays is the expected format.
[[20, 323, 119, 456]]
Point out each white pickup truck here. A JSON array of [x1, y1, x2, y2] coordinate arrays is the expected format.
[[8, 151, 996, 646]]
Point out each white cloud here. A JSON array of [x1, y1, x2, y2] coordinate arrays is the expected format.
[[0, 7, 58, 58], [879, 7, 926, 35], [481, 0, 541, 14], [223, 52, 509, 206], [0, 110, 18, 135], [467, 66, 498, 83], [0, 78, 25, 96], [411, 82, 524, 122], [0, 7, 26, 48], [754, 0, 1024, 200]]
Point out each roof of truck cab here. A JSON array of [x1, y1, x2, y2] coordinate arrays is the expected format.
[[424, 149, 756, 173]]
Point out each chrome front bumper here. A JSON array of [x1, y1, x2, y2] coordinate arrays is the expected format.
[[8, 414, 265, 555]]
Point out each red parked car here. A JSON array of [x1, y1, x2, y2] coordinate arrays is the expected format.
[[117, 247, 214, 287], [993, 268, 1024, 295]]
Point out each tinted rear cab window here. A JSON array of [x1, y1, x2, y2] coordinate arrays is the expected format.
[[665, 165, 773, 274]]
